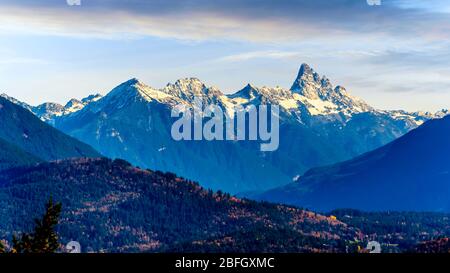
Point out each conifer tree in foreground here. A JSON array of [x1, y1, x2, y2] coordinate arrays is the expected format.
[[11, 198, 62, 253]]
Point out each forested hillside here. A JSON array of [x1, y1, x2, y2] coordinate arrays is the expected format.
[[0, 158, 361, 253]]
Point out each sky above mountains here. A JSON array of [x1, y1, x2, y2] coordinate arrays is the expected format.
[[0, 0, 450, 112]]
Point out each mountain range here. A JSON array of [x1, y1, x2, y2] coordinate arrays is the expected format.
[[255, 115, 450, 212], [0, 93, 103, 125], [2, 64, 446, 193], [0, 90, 363, 253]]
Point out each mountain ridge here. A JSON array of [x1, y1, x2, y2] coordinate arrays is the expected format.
[[0, 137, 42, 171], [0, 97, 101, 161], [255, 115, 450, 212], [3, 64, 445, 124], [2, 63, 447, 193]]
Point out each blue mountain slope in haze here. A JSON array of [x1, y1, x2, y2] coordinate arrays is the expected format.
[[0, 137, 42, 170], [256, 116, 450, 212], [0, 97, 101, 161]]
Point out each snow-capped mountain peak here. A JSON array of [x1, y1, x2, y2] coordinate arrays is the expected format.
[[62, 94, 104, 115], [288, 64, 372, 115], [162, 78, 224, 102], [228, 84, 260, 101], [290, 63, 321, 95], [64, 99, 84, 113], [291, 64, 337, 101], [163, 78, 205, 98], [435, 109, 449, 117], [0, 93, 33, 111], [227, 84, 295, 112], [1, 92, 106, 123], [81, 94, 103, 104], [103, 78, 173, 106]]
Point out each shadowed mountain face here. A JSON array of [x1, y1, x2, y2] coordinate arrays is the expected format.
[[2, 64, 443, 193], [0, 158, 361, 253], [0, 138, 42, 171], [256, 116, 450, 212], [0, 97, 101, 161]]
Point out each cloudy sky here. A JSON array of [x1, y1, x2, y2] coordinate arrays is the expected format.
[[1, 0, 450, 111]]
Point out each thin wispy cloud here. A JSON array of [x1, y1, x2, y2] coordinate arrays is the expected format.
[[393, 0, 450, 13], [0, 57, 48, 65], [215, 50, 302, 63], [0, 0, 449, 42]]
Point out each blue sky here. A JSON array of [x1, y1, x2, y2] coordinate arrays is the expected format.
[[1, 0, 450, 112]]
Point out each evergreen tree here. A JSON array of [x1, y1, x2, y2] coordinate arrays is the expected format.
[[12, 198, 62, 253]]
